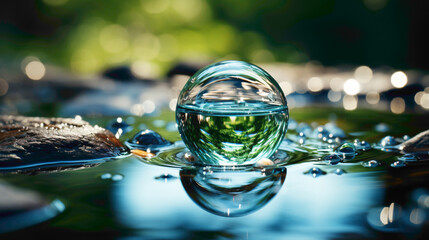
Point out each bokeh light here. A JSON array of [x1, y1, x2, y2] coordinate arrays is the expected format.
[[390, 97, 406, 114], [25, 60, 46, 80], [327, 90, 342, 102], [354, 65, 373, 83], [343, 95, 358, 111], [0, 78, 9, 96], [307, 77, 323, 92], [390, 71, 408, 88], [343, 79, 360, 96], [366, 92, 380, 105]]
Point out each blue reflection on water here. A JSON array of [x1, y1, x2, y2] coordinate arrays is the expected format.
[[112, 158, 383, 239]]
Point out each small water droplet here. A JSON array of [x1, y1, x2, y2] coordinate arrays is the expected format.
[[398, 153, 418, 162], [111, 174, 124, 181], [354, 139, 372, 151], [126, 129, 172, 151], [335, 142, 356, 161], [362, 160, 380, 168], [378, 136, 400, 152], [100, 173, 112, 179], [334, 168, 346, 175], [403, 135, 411, 141], [306, 167, 326, 178], [323, 154, 342, 165], [154, 173, 177, 181], [391, 161, 407, 168]]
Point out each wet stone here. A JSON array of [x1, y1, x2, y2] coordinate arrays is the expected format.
[[400, 129, 429, 154], [0, 115, 128, 171]]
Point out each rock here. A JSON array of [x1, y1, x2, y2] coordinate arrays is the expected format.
[[400, 129, 429, 153], [0, 115, 129, 171]]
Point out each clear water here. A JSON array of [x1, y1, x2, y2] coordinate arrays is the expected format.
[[176, 104, 288, 165]]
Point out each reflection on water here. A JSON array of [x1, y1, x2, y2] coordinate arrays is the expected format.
[[180, 166, 286, 217]]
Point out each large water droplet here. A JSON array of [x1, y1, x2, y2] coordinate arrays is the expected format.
[[335, 142, 356, 161], [176, 60, 288, 165], [126, 129, 172, 152]]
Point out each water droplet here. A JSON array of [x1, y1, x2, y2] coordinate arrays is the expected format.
[[111, 174, 124, 181], [100, 173, 112, 179], [354, 139, 372, 151], [154, 173, 177, 181], [362, 160, 380, 168], [398, 153, 418, 162], [269, 150, 288, 164], [176, 61, 288, 165], [390, 161, 406, 168], [323, 154, 341, 165], [107, 117, 133, 138], [306, 167, 326, 178], [126, 129, 172, 151], [403, 135, 411, 141], [335, 142, 356, 161], [334, 168, 346, 175], [378, 136, 399, 152]]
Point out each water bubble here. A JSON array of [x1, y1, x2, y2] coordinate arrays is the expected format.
[[335, 142, 356, 161], [176, 60, 288, 165], [107, 117, 133, 138], [111, 174, 124, 181], [305, 167, 326, 178], [353, 139, 372, 151], [323, 154, 342, 165], [390, 161, 407, 168], [362, 160, 380, 168], [334, 168, 346, 175], [126, 129, 172, 152]]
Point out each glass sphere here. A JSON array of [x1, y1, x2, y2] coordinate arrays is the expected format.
[[176, 60, 288, 165]]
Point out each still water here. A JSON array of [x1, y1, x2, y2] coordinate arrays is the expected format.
[[1, 108, 429, 239]]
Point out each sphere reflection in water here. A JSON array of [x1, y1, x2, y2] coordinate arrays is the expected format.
[[180, 166, 286, 217]]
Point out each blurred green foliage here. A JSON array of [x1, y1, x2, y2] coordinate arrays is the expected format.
[[0, 0, 413, 75]]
